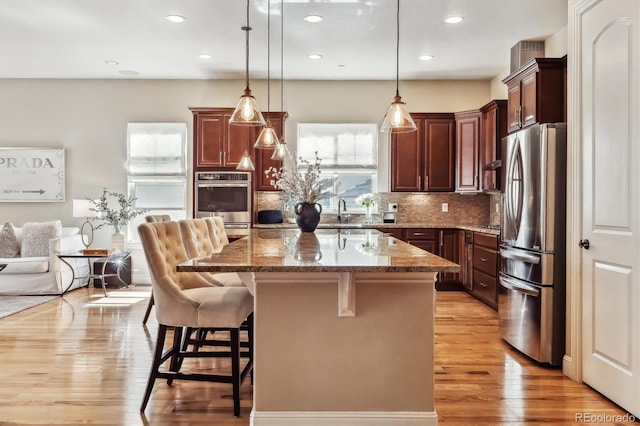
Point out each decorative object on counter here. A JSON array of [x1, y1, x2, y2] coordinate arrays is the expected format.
[[229, 0, 265, 126], [89, 188, 148, 252], [254, 0, 280, 149], [72, 199, 98, 249], [294, 202, 322, 232], [355, 232, 379, 256], [380, 0, 417, 133], [355, 192, 378, 224], [265, 152, 333, 232], [257, 209, 284, 224], [236, 149, 256, 171]]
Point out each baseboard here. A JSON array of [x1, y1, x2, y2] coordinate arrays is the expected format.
[[250, 410, 438, 426]]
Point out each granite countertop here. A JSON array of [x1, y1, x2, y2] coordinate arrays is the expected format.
[[178, 228, 460, 274], [252, 222, 501, 236]]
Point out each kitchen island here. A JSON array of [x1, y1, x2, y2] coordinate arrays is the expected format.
[[178, 228, 459, 426]]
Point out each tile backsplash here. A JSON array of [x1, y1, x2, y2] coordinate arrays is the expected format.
[[257, 191, 494, 226]]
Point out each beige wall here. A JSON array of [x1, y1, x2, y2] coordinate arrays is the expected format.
[[0, 78, 491, 232]]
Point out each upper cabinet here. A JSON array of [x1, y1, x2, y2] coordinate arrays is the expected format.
[[391, 113, 455, 192], [502, 57, 567, 134], [191, 107, 252, 169], [455, 110, 482, 193], [190, 108, 288, 191], [480, 100, 507, 191]]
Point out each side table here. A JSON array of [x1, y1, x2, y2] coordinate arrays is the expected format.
[[58, 250, 132, 296]]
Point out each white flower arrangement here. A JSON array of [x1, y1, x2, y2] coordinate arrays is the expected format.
[[89, 188, 148, 233], [265, 152, 334, 205], [355, 192, 378, 209]]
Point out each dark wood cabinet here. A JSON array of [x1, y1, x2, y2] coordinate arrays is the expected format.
[[438, 229, 460, 285], [470, 232, 499, 309], [404, 228, 438, 253], [461, 231, 474, 291], [254, 112, 288, 191], [502, 57, 567, 134], [391, 113, 455, 192], [480, 100, 508, 191], [455, 110, 482, 193], [191, 107, 252, 169]]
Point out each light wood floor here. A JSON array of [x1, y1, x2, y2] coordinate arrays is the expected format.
[[0, 286, 634, 425]]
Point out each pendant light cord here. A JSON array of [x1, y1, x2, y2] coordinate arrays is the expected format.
[[395, 0, 400, 96], [267, 0, 271, 114], [280, 0, 284, 116], [243, 0, 251, 90]]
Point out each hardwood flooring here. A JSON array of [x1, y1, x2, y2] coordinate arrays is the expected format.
[[0, 286, 634, 425]]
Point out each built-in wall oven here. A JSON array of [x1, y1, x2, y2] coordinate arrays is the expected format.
[[195, 171, 251, 230]]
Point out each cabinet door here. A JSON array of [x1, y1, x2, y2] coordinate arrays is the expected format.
[[480, 100, 507, 191], [438, 229, 459, 282], [520, 71, 538, 128], [224, 113, 253, 167], [195, 114, 224, 168], [424, 117, 455, 192], [255, 115, 285, 191], [391, 118, 423, 191], [407, 239, 438, 254], [455, 111, 481, 193], [506, 82, 522, 133], [463, 232, 474, 291]]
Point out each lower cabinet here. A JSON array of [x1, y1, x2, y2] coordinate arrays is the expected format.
[[461, 231, 474, 291], [469, 232, 499, 309]]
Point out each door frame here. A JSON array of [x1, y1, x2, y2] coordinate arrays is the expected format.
[[565, 0, 590, 382]]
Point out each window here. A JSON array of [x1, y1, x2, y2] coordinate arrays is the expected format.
[[126, 123, 188, 241], [297, 123, 378, 212]]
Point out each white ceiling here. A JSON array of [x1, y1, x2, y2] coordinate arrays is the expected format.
[[0, 0, 568, 80]]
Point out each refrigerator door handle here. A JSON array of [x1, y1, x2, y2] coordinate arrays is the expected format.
[[499, 248, 541, 264], [499, 275, 540, 297]]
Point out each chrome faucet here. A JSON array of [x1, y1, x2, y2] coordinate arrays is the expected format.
[[337, 198, 347, 223]]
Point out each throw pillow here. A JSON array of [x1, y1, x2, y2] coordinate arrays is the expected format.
[[21, 220, 63, 257], [0, 222, 20, 258]]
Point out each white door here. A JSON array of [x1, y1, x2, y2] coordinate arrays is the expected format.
[[578, 0, 640, 417]]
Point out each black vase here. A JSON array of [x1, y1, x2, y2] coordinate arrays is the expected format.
[[294, 202, 322, 232]]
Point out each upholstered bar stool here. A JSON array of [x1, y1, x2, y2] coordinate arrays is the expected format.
[[178, 218, 244, 287], [141, 215, 172, 325], [138, 221, 253, 416]]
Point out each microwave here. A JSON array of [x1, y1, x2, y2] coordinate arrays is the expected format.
[[195, 172, 251, 227]]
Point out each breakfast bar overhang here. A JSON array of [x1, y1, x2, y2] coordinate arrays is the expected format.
[[177, 228, 459, 426]]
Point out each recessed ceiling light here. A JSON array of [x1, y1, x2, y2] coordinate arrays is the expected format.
[[105, 60, 119, 65], [303, 15, 324, 23], [165, 15, 186, 23], [198, 54, 213, 60], [118, 70, 140, 76], [444, 16, 464, 24], [338, 64, 345, 68], [308, 54, 323, 60], [419, 55, 434, 61]]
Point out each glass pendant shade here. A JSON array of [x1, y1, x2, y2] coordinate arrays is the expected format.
[[271, 139, 288, 160], [254, 121, 280, 148], [381, 92, 417, 133], [236, 150, 255, 171], [230, 88, 266, 126]]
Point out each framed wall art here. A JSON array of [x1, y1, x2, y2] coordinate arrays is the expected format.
[[0, 147, 65, 202]]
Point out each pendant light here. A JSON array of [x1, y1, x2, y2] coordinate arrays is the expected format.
[[380, 0, 417, 133], [236, 149, 256, 171], [254, 0, 280, 148], [230, 0, 266, 126], [271, 0, 290, 161]]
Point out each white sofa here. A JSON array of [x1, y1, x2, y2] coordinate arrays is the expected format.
[[0, 223, 90, 295]]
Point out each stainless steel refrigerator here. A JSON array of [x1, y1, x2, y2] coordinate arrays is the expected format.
[[499, 123, 567, 366]]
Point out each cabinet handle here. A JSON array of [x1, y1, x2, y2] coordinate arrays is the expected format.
[[425, 175, 429, 190], [219, 151, 222, 164], [418, 175, 421, 189], [479, 282, 488, 288], [413, 232, 428, 236], [480, 257, 487, 262], [440, 230, 443, 247], [223, 151, 226, 164]]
